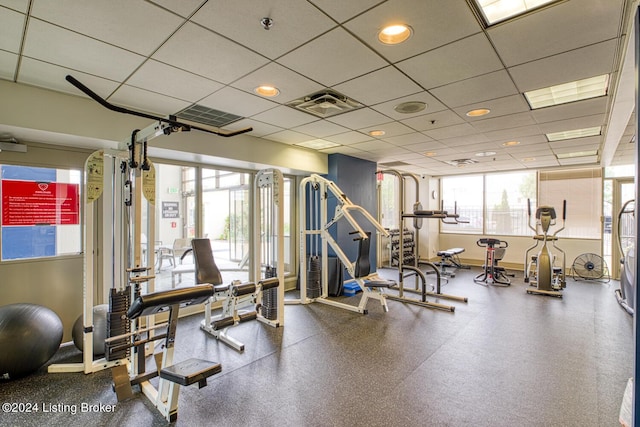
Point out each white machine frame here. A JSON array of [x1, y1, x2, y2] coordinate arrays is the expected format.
[[291, 174, 390, 314]]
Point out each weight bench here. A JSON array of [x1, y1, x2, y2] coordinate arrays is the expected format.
[[435, 247, 468, 277], [109, 285, 221, 422], [192, 238, 280, 352]]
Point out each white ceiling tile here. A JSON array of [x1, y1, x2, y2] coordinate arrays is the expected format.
[[199, 86, 278, 117], [309, 0, 386, 22], [430, 70, 519, 108], [147, 0, 204, 18], [509, 40, 618, 92], [423, 123, 478, 140], [358, 121, 414, 138], [23, 19, 145, 81], [371, 91, 447, 120], [550, 139, 600, 153], [403, 141, 451, 153], [327, 107, 391, 129], [324, 131, 373, 145], [262, 130, 312, 144], [439, 133, 490, 147], [538, 114, 605, 134], [230, 62, 324, 104], [0, 6, 24, 53], [383, 132, 433, 146], [488, 0, 623, 67], [471, 112, 537, 133], [350, 140, 396, 151], [319, 145, 365, 155], [397, 33, 503, 89], [292, 120, 350, 138], [0, 0, 29, 13], [452, 95, 530, 121], [402, 110, 465, 132], [0, 51, 17, 80], [126, 60, 224, 103], [251, 105, 318, 128], [30, 0, 184, 55], [222, 119, 283, 138], [334, 66, 422, 105], [344, 0, 481, 63], [192, 0, 336, 60], [482, 124, 542, 142], [17, 58, 119, 98], [109, 85, 191, 116], [153, 22, 269, 84], [277, 27, 388, 87]]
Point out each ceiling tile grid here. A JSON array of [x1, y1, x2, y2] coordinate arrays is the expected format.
[[0, 0, 634, 176]]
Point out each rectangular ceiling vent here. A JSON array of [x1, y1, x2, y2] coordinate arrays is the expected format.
[[379, 161, 410, 168], [287, 89, 364, 118], [174, 104, 243, 128], [445, 158, 479, 167]]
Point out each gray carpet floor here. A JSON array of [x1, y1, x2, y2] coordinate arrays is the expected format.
[[0, 266, 633, 426]]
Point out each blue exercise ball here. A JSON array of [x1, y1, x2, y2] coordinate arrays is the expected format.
[[72, 304, 109, 356], [0, 303, 63, 380]]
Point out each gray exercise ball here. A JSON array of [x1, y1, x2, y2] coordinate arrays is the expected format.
[[72, 304, 109, 356], [0, 303, 63, 380]]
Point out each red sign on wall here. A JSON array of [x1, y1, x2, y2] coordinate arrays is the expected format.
[[1, 180, 80, 226]]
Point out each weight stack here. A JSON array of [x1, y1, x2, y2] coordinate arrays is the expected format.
[[261, 265, 278, 320], [307, 255, 321, 298], [105, 286, 131, 361]]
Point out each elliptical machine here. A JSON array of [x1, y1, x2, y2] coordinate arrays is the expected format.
[[524, 199, 566, 297]]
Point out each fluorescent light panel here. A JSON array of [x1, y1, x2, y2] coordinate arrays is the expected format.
[[546, 126, 601, 142], [296, 139, 340, 150], [475, 0, 559, 25], [556, 149, 598, 159], [525, 75, 609, 109]]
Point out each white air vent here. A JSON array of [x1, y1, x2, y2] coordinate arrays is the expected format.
[[287, 89, 363, 118], [445, 158, 478, 167]]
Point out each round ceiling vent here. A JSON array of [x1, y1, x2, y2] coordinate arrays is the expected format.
[[394, 101, 426, 114]]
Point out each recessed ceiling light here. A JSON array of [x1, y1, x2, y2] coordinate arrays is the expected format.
[[254, 85, 280, 97], [522, 157, 536, 162], [394, 101, 426, 114], [524, 75, 609, 109], [475, 151, 496, 157], [474, 0, 560, 25], [546, 126, 601, 142], [424, 151, 437, 157], [295, 139, 340, 150], [556, 150, 598, 159], [466, 108, 491, 117], [369, 130, 386, 137], [378, 24, 412, 45], [502, 140, 520, 147]]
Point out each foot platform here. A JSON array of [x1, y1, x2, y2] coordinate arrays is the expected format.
[[160, 358, 222, 388]]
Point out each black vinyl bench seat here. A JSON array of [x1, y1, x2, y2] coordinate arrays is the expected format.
[[160, 358, 222, 388]]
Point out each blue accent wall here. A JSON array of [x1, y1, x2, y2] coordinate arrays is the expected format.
[[324, 154, 378, 277]]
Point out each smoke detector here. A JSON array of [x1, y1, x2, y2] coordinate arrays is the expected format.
[[287, 89, 363, 118]]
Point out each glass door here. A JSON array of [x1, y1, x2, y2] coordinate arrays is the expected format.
[[605, 178, 634, 278]]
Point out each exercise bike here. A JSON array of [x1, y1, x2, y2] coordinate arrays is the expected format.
[[524, 200, 566, 297], [474, 238, 511, 286]]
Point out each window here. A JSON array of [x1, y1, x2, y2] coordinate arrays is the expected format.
[[485, 172, 536, 235], [441, 175, 483, 234], [1, 165, 81, 260], [538, 168, 602, 239]]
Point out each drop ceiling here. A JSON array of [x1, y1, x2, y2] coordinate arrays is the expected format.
[[0, 0, 636, 175]]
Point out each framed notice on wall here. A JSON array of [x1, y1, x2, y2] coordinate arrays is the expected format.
[[162, 201, 179, 218]]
